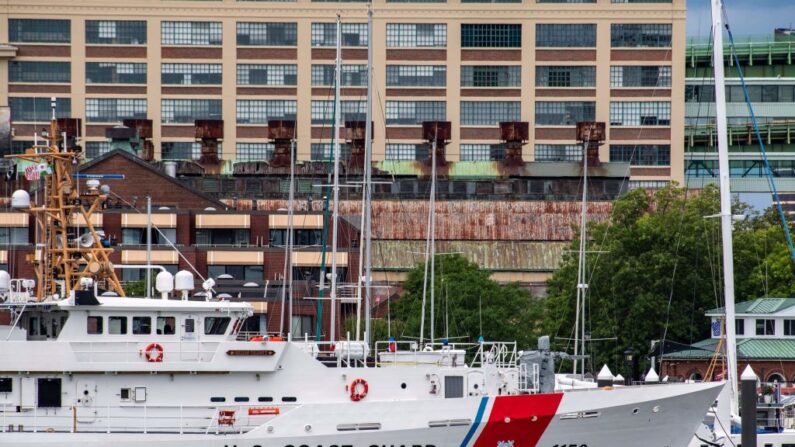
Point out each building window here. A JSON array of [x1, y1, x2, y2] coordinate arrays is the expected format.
[[463, 0, 520, 3], [9, 19, 70, 43], [385, 101, 446, 125], [161, 99, 222, 124], [87, 316, 103, 334], [311, 65, 368, 87], [386, 65, 446, 87], [386, 144, 426, 161], [612, 0, 671, 2], [311, 23, 368, 47], [785, 320, 795, 336], [121, 228, 177, 246], [386, 24, 446, 48], [610, 101, 671, 126], [537, 0, 595, 2], [535, 101, 595, 126], [756, 318, 775, 336], [0, 228, 29, 246], [685, 85, 795, 104], [208, 265, 263, 281], [85, 141, 112, 159], [161, 142, 203, 160], [86, 20, 146, 45], [291, 315, 313, 336], [311, 101, 366, 125], [269, 229, 323, 247], [161, 22, 222, 46], [611, 66, 671, 87], [9, 97, 71, 122], [236, 100, 297, 125], [86, 98, 147, 123], [735, 319, 744, 336], [461, 24, 521, 48], [461, 66, 520, 87], [460, 101, 520, 126], [196, 229, 250, 247], [609, 145, 671, 166], [237, 64, 297, 86], [109, 317, 128, 335], [388, 0, 445, 3], [310, 143, 352, 161], [460, 144, 505, 161], [611, 24, 672, 48], [161, 64, 222, 85], [133, 317, 152, 335], [237, 143, 275, 161], [86, 62, 146, 84], [536, 24, 596, 48], [236, 22, 297, 46], [536, 66, 595, 87], [534, 144, 582, 162], [9, 61, 71, 83]]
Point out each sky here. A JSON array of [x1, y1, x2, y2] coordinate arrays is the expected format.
[[687, 0, 795, 38]]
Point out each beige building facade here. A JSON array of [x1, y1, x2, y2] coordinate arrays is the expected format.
[[0, 0, 685, 183]]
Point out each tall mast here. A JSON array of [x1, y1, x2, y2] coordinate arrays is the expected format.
[[280, 138, 296, 336], [429, 138, 437, 345], [573, 139, 589, 376], [711, 0, 739, 415], [145, 195, 152, 299], [329, 14, 343, 344]]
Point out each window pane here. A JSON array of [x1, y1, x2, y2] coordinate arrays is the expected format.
[[9, 19, 70, 43], [9, 97, 71, 122], [461, 66, 520, 87], [460, 144, 505, 161], [609, 101, 671, 126], [162, 64, 222, 85], [109, 317, 128, 335], [311, 64, 368, 87], [86, 20, 146, 45], [9, 61, 70, 83], [86, 98, 147, 123], [161, 99, 222, 123], [385, 143, 426, 161], [609, 145, 671, 165], [236, 100, 297, 124], [311, 23, 368, 47], [87, 316, 103, 334], [385, 101, 446, 125], [162, 22, 222, 45], [460, 101, 520, 126], [157, 317, 176, 335], [237, 64, 297, 86], [311, 101, 366, 125], [386, 24, 446, 48], [535, 101, 595, 125], [536, 66, 595, 87], [536, 24, 596, 47], [611, 24, 672, 48], [236, 22, 297, 46], [86, 62, 147, 84], [311, 143, 352, 161], [386, 65, 446, 87], [534, 144, 582, 162], [461, 24, 521, 48], [205, 317, 231, 335], [133, 317, 152, 335], [610, 66, 671, 87], [237, 143, 275, 161]]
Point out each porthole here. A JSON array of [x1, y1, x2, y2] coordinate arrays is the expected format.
[[632, 408, 639, 415], [401, 383, 407, 389]]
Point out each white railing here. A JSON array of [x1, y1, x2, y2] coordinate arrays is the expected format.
[[69, 341, 220, 363], [1, 403, 296, 435], [373, 340, 518, 369]]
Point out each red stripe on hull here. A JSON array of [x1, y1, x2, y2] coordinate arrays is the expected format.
[[473, 393, 563, 447]]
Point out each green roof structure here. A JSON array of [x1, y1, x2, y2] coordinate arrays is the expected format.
[[706, 298, 795, 316]]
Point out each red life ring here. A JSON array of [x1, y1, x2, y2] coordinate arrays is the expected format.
[[350, 378, 368, 402], [144, 343, 164, 362]]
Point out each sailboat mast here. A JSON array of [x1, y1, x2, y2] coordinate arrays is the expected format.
[[287, 138, 296, 335], [363, 6, 374, 347], [329, 14, 343, 344], [430, 137, 437, 346], [711, 0, 739, 414], [574, 139, 589, 376]]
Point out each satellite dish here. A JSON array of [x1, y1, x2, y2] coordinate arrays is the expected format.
[[217, 274, 234, 280], [204, 207, 216, 211], [158, 206, 170, 210], [243, 282, 259, 288], [101, 291, 119, 297], [217, 293, 232, 299]]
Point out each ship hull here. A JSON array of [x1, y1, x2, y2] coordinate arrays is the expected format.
[[0, 382, 722, 447]]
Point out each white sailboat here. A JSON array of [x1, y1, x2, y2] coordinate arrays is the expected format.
[[0, 13, 723, 447]]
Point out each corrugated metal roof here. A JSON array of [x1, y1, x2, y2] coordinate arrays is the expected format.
[[707, 298, 795, 315], [664, 338, 795, 360], [371, 240, 567, 272], [254, 200, 611, 241]]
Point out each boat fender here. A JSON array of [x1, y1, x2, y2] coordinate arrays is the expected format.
[[143, 342, 164, 362], [350, 378, 368, 402]]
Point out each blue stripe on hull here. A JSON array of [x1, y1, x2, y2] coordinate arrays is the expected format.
[[460, 397, 489, 447]]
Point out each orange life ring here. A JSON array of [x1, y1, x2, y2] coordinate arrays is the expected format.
[[249, 335, 264, 342], [144, 343, 164, 362], [350, 378, 368, 402]]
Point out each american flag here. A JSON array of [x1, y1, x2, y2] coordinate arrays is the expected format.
[[711, 320, 722, 336], [24, 165, 39, 181]]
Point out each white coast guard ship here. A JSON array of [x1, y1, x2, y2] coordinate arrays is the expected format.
[[0, 119, 722, 447]]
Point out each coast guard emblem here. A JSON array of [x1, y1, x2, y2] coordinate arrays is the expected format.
[[497, 441, 515, 447]]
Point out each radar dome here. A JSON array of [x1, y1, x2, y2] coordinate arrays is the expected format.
[[11, 190, 30, 209], [155, 271, 174, 293], [175, 270, 194, 291]]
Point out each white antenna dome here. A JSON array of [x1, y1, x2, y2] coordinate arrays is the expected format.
[[174, 270, 194, 291], [0, 270, 10, 292], [11, 190, 30, 209], [155, 271, 174, 293], [86, 179, 100, 191]]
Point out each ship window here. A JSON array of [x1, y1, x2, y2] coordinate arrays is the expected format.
[[87, 316, 103, 334], [205, 317, 231, 335], [120, 388, 131, 400], [258, 396, 273, 402], [109, 316, 128, 334], [444, 376, 464, 398], [157, 316, 176, 335], [37, 378, 62, 408], [282, 396, 297, 402], [0, 378, 12, 393], [210, 397, 226, 402], [185, 318, 195, 333], [234, 396, 249, 402], [133, 317, 152, 334]]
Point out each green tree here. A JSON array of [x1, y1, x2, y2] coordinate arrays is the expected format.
[[389, 254, 544, 348]]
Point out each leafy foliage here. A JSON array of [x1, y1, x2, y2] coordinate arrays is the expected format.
[[545, 184, 795, 375]]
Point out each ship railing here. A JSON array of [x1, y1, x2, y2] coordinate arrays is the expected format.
[[517, 362, 540, 394], [69, 341, 221, 363], [1, 402, 298, 435], [373, 340, 518, 369]]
